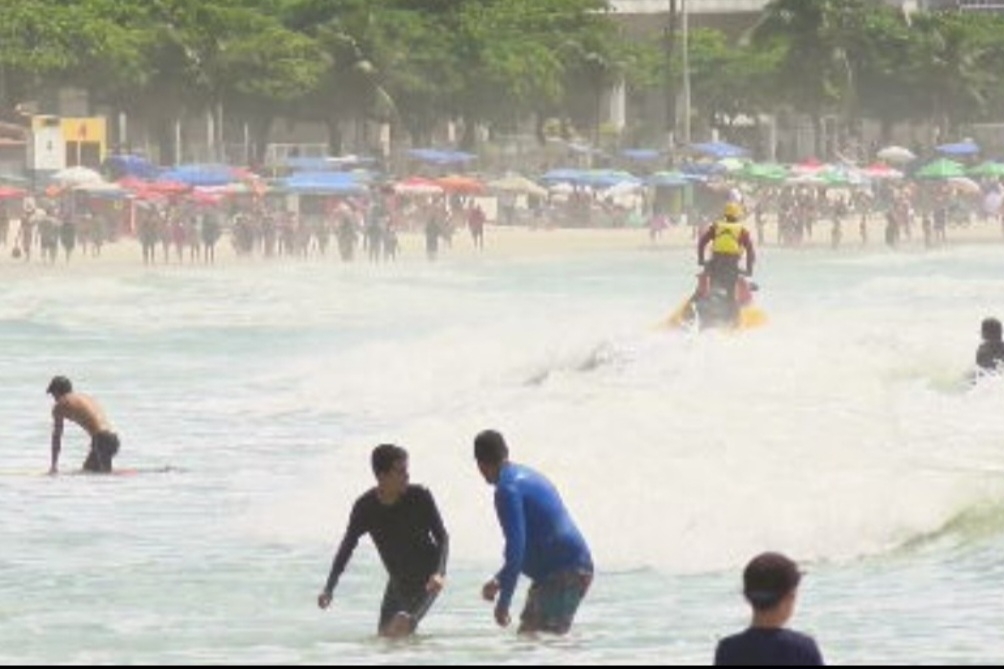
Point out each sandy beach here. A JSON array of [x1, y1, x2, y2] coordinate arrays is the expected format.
[[1, 217, 1002, 271]]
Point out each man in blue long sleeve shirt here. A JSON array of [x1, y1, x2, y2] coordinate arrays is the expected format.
[[474, 429, 593, 635]]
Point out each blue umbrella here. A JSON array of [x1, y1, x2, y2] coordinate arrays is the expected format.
[[407, 149, 477, 165], [622, 149, 663, 161], [104, 154, 161, 181], [690, 141, 749, 159], [159, 164, 236, 187], [936, 140, 980, 157], [648, 171, 689, 187], [540, 168, 585, 183], [282, 171, 368, 195]]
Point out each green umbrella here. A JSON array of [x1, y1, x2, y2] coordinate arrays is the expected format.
[[738, 162, 788, 183], [966, 161, 1004, 178], [914, 158, 965, 180]]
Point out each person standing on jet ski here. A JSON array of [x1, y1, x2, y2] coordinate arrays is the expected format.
[[696, 201, 757, 317]]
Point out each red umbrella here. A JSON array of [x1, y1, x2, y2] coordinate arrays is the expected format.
[[436, 175, 486, 195], [0, 186, 26, 200]]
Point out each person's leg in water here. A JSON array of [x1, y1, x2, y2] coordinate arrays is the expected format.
[[82, 433, 120, 473], [377, 579, 439, 638], [518, 569, 593, 635]]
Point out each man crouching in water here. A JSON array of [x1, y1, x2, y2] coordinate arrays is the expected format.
[[47, 376, 121, 474]]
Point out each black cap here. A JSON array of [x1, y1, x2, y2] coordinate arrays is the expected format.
[[743, 552, 802, 610], [46, 375, 73, 396]]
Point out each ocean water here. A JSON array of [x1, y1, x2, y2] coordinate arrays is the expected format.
[[1, 237, 1003, 664]]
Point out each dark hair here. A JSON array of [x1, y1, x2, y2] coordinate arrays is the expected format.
[[371, 443, 407, 476], [474, 429, 509, 465], [982, 317, 1002, 342], [46, 375, 73, 397], [743, 552, 802, 611]]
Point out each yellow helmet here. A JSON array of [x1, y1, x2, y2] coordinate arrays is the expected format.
[[724, 202, 744, 221]]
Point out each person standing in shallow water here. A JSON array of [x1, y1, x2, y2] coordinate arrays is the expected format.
[[714, 552, 824, 666], [46, 376, 121, 474], [474, 429, 593, 635], [976, 316, 1004, 375], [317, 444, 449, 638]]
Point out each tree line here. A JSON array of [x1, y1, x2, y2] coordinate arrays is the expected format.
[[1, 0, 1001, 159]]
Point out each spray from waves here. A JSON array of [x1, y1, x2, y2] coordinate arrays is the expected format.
[[897, 498, 1004, 555], [235, 296, 1004, 578]]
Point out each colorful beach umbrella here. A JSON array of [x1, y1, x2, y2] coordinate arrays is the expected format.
[[967, 162, 1004, 178], [876, 146, 916, 164], [914, 158, 966, 180]]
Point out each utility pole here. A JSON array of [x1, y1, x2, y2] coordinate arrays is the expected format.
[[681, 0, 691, 146], [664, 0, 679, 155]]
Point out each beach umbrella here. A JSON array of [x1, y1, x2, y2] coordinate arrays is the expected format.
[[487, 174, 548, 197], [717, 157, 747, 173], [0, 185, 25, 200], [51, 166, 105, 186], [690, 141, 749, 159], [967, 161, 1004, 178], [73, 181, 129, 198], [876, 146, 917, 164], [862, 163, 904, 180], [647, 171, 689, 187], [621, 148, 662, 161], [282, 171, 368, 195], [785, 173, 826, 186], [820, 166, 868, 187], [914, 158, 966, 180], [947, 177, 981, 195], [159, 164, 238, 187], [394, 177, 443, 196], [103, 154, 161, 181], [792, 157, 827, 175], [600, 181, 644, 198], [738, 162, 788, 183], [936, 140, 980, 157], [540, 168, 584, 184], [576, 170, 641, 189], [436, 174, 486, 195], [407, 148, 477, 166]]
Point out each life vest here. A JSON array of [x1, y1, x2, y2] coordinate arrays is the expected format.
[[711, 221, 745, 256]]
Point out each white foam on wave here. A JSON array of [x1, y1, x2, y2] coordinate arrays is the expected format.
[[239, 253, 1004, 576]]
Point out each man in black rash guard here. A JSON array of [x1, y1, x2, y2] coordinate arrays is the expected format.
[[976, 317, 1004, 374], [317, 444, 449, 638]]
